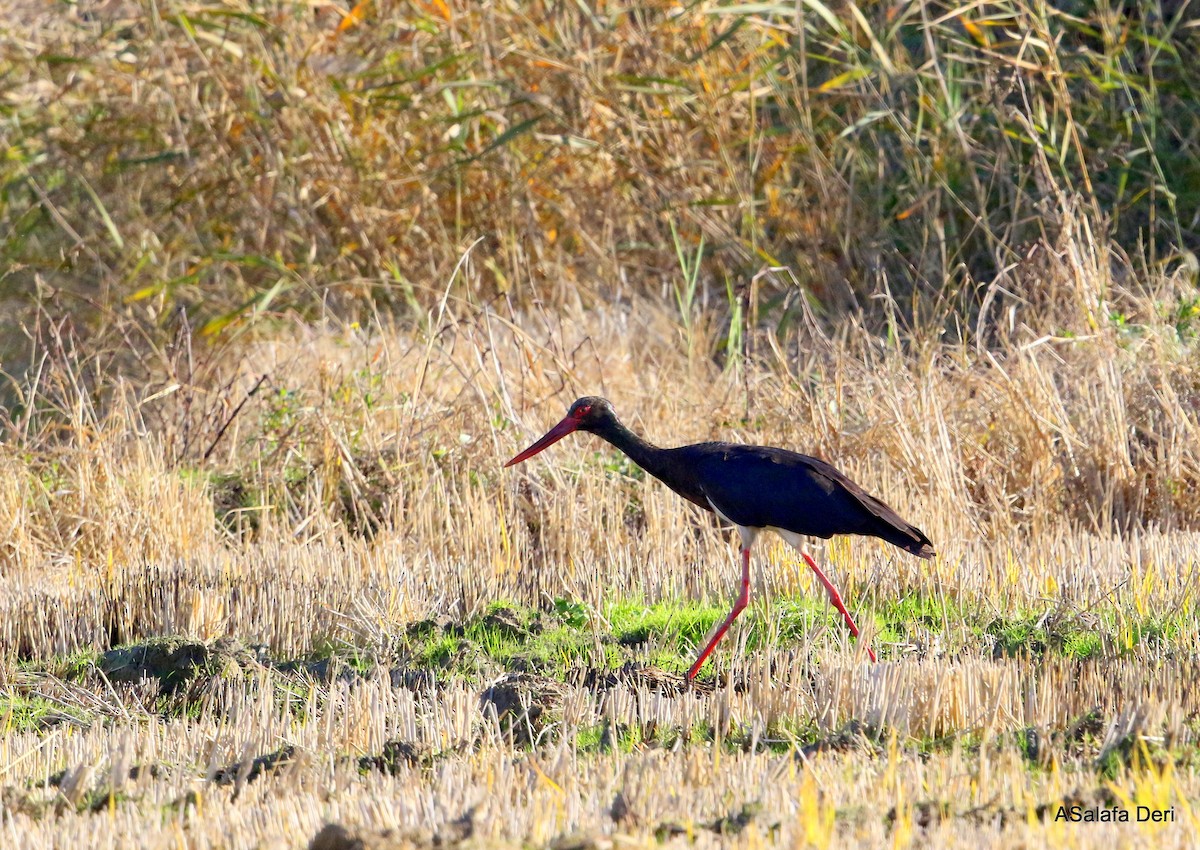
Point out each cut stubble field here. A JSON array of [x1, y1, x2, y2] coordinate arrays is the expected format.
[[3, 296, 1200, 848]]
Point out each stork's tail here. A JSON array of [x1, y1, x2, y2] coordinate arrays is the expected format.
[[879, 520, 936, 559], [859, 493, 936, 558]]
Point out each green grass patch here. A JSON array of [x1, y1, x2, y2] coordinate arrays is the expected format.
[[0, 692, 90, 732], [862, 594, 1180, 661], [574, 723, 644, 754], [383, 592, 1186, 682], [608, 600, 725, 651]]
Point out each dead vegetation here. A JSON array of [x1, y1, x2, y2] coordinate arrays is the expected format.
[[3, 0, 1198, 338], [2, 276, 1200, 660]]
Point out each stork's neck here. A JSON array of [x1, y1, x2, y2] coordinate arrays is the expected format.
[[592, 417, 670, 479]]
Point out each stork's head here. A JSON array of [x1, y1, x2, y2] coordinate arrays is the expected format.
[[503, 397, 617, 467]]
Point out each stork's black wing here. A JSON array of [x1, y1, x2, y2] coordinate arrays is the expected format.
[[677, 443, 935, 558]]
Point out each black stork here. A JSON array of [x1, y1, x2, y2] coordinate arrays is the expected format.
[[504, 397, 935, 679]]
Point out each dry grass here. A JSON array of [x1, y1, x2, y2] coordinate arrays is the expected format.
[[3, 287, 1200, 658]]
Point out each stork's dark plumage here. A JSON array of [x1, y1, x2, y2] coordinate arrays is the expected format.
[[504, 397, 935, 678]]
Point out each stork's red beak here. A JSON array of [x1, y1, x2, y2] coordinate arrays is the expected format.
[[504, 416, 578, 467]]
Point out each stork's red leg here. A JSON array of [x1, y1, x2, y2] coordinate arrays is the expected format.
[[802, 552, 876, 662], [686, 546, 751, 680]]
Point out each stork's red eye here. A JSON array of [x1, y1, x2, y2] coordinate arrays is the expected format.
[[573, 404, 592, 419]]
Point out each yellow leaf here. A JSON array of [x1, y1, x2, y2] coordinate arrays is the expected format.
[[415, 0, 452, 21], [125, 283, 163, 303], [338, 0, 370, 32], [962, 18, 988, 46], [199, 311, 241, 337], [817, 67, 870, 93]]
